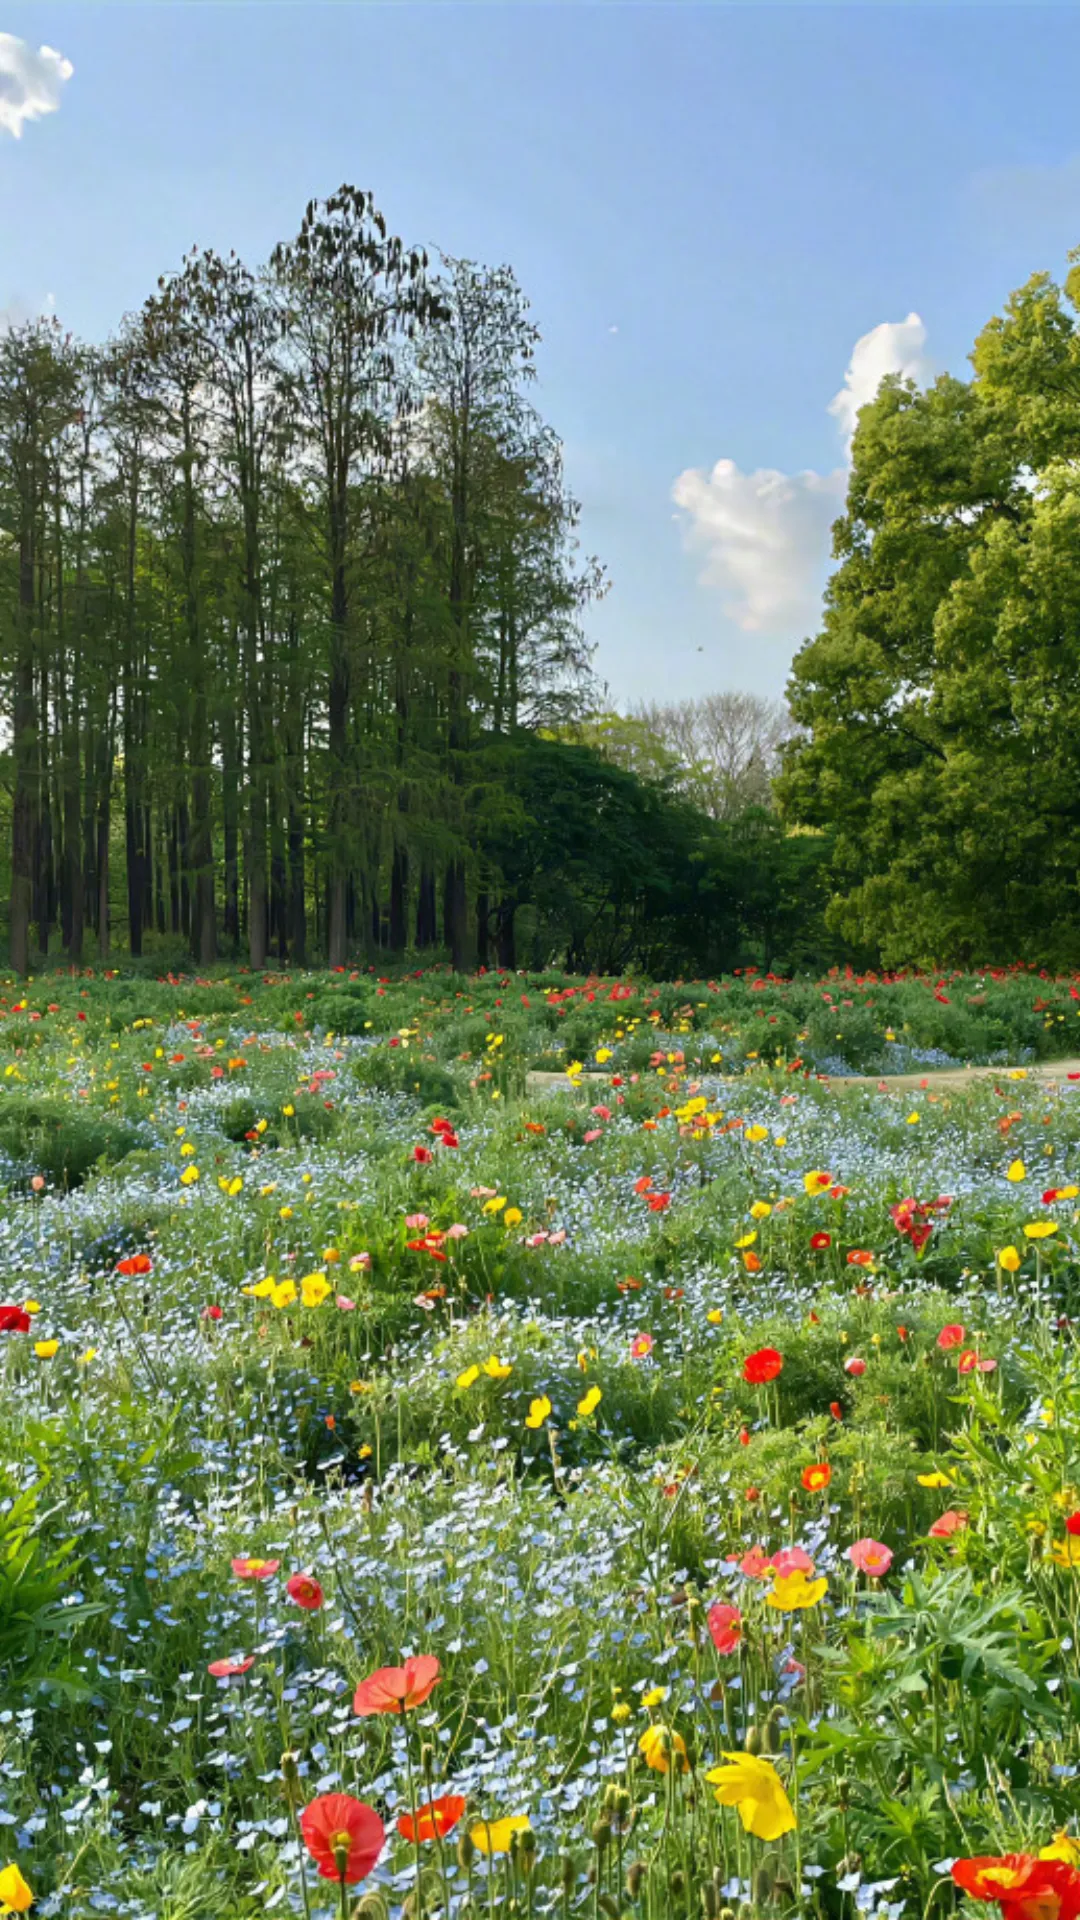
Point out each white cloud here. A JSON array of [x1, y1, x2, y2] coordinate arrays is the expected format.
[[671, 459, 845, 634], [672, 312, 930, 637], [0, 32, 73, 139], [827, 312, 931, 453]]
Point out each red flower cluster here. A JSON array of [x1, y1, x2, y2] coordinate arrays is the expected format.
[[0, 1305, 31, 1334], [889, 1195, 951, 1254]]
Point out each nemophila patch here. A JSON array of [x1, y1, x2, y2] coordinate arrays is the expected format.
[[1, 967, 1080, 1917]]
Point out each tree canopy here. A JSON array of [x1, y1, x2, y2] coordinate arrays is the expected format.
[[780, 250, 1080, 967]]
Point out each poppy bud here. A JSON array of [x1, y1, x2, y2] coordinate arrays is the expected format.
[[701, 1885, 720, 1918], [752, 1867, 773, 1905], [597, 1898, 620, 1919], [280, 1749, 301, 1805], [457, 1831, 476, 1869], [626, 1863, 647, 1899], [421, 1742, 435, 1783], [720, 1910, 737, 1920], [516, 1828, 537, 1874], [560, 1854, 577, 1894], [592, 1818, 613, 1853], [670, 1870, 686, 1898], [765, 1708, 784, 1753], [352, 1895, 390, 1920], [745, 1724, 764, 1755]]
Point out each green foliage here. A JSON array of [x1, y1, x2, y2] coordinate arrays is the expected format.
[[781, 251, 1080, 966]]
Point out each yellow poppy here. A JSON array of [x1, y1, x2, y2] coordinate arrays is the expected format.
[[707, 1752, 795, 1841], [301, 1272, 331, 1307], [998, 1246, 1022, 1272], [0, 1863, 33, 1913], [766, 1569, 827, 1612], [638, 1724, 689, 1774], [482, 1356, 512, 1380], [1024, 1222, 1058, 1240], [1006, 1159, 1026, 1182], [577, 1386, 602, 1417], [525, 1395, 552, 1430], [470, 1816, 531, 1855], [33, 1340, 58, 1359], [456, 1365, 480, 1389]]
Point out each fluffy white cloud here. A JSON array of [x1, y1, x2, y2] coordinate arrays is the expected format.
[[827, 311, 931, 453], [673, 312, 930, 637], [0, 32, 73, 139], [671, 459, 845, 634]]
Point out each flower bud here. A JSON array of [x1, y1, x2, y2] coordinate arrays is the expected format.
[[626, 1862, 647, 1899], [457, 1830, 476, 1869], [752, 1868, 773, 1906], [592, 1818, 614, 1853], [745, 1725, 764, 1755]]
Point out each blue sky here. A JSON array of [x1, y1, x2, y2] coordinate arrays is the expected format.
[[4, 2, 1080, 705]]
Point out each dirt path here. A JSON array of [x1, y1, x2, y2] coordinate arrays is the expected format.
[[524, 1059, 1080, 1096]]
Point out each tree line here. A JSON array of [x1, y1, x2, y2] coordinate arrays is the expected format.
[[0, 185, 843, 981], [0, 186, 610, 976]]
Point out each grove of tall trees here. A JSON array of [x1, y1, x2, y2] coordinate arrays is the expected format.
[[0, 186, 609, 976]]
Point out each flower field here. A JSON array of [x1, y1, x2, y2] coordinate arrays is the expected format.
[[3, 965, 1080, 1920]]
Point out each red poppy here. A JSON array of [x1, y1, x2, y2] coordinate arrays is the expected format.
[[951, 1855, 1080, 1920], [929, 1510, 967, 1538], [300, 1793, 385, 1884], [0, 1306, 31, 1334], [829, 1401, 843, 1420], [116, 1253, 153, 1276], [1065, 1512, 1080, 1537], [958, 1349, 997, 1375], [647, 1193, 671, 1213], [617, 1277, 642, 1293], [738, 1426, 750, 1445], [202, 1303, 223, 1321], [353, 1654, 441, 1717], [396, 1794, 467, 1844], [844, 1355, 867, 1377], [231, 1556, 280, 1580], [801, 1462, 832, 1493], [707, 1602, 742, 1654], [937, 1324, 964, 1350], [742, 1347, 783, 1385], [286, 1573, 324, 1612], [846, 1249, 874, 1269], [208, 1656, 255, 1678], [809, 1232, 831, 1251], [633, 1176, 653, 1195], [412, 1145, 433, 1164]]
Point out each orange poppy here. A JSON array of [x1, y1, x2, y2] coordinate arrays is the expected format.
[[396, 1794, 467, 1843], [801, 1463, 832, 1493], [353, 1654, 441, 1716]]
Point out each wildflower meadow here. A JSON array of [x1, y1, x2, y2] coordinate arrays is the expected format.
[[2, 963, 1080, 1920]]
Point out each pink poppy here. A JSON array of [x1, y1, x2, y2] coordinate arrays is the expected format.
[[208, 1656, 255, 1678], [928, 1510, 968, 1538], [847, 1537, 893, 1576], [630, 1332, 655, 1360], [771, 1545, 814, 1576]]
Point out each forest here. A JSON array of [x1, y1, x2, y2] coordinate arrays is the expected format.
[[0, 185, 835, 982]]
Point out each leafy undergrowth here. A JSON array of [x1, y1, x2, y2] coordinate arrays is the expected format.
[[0, 964, 1079, 1919]]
